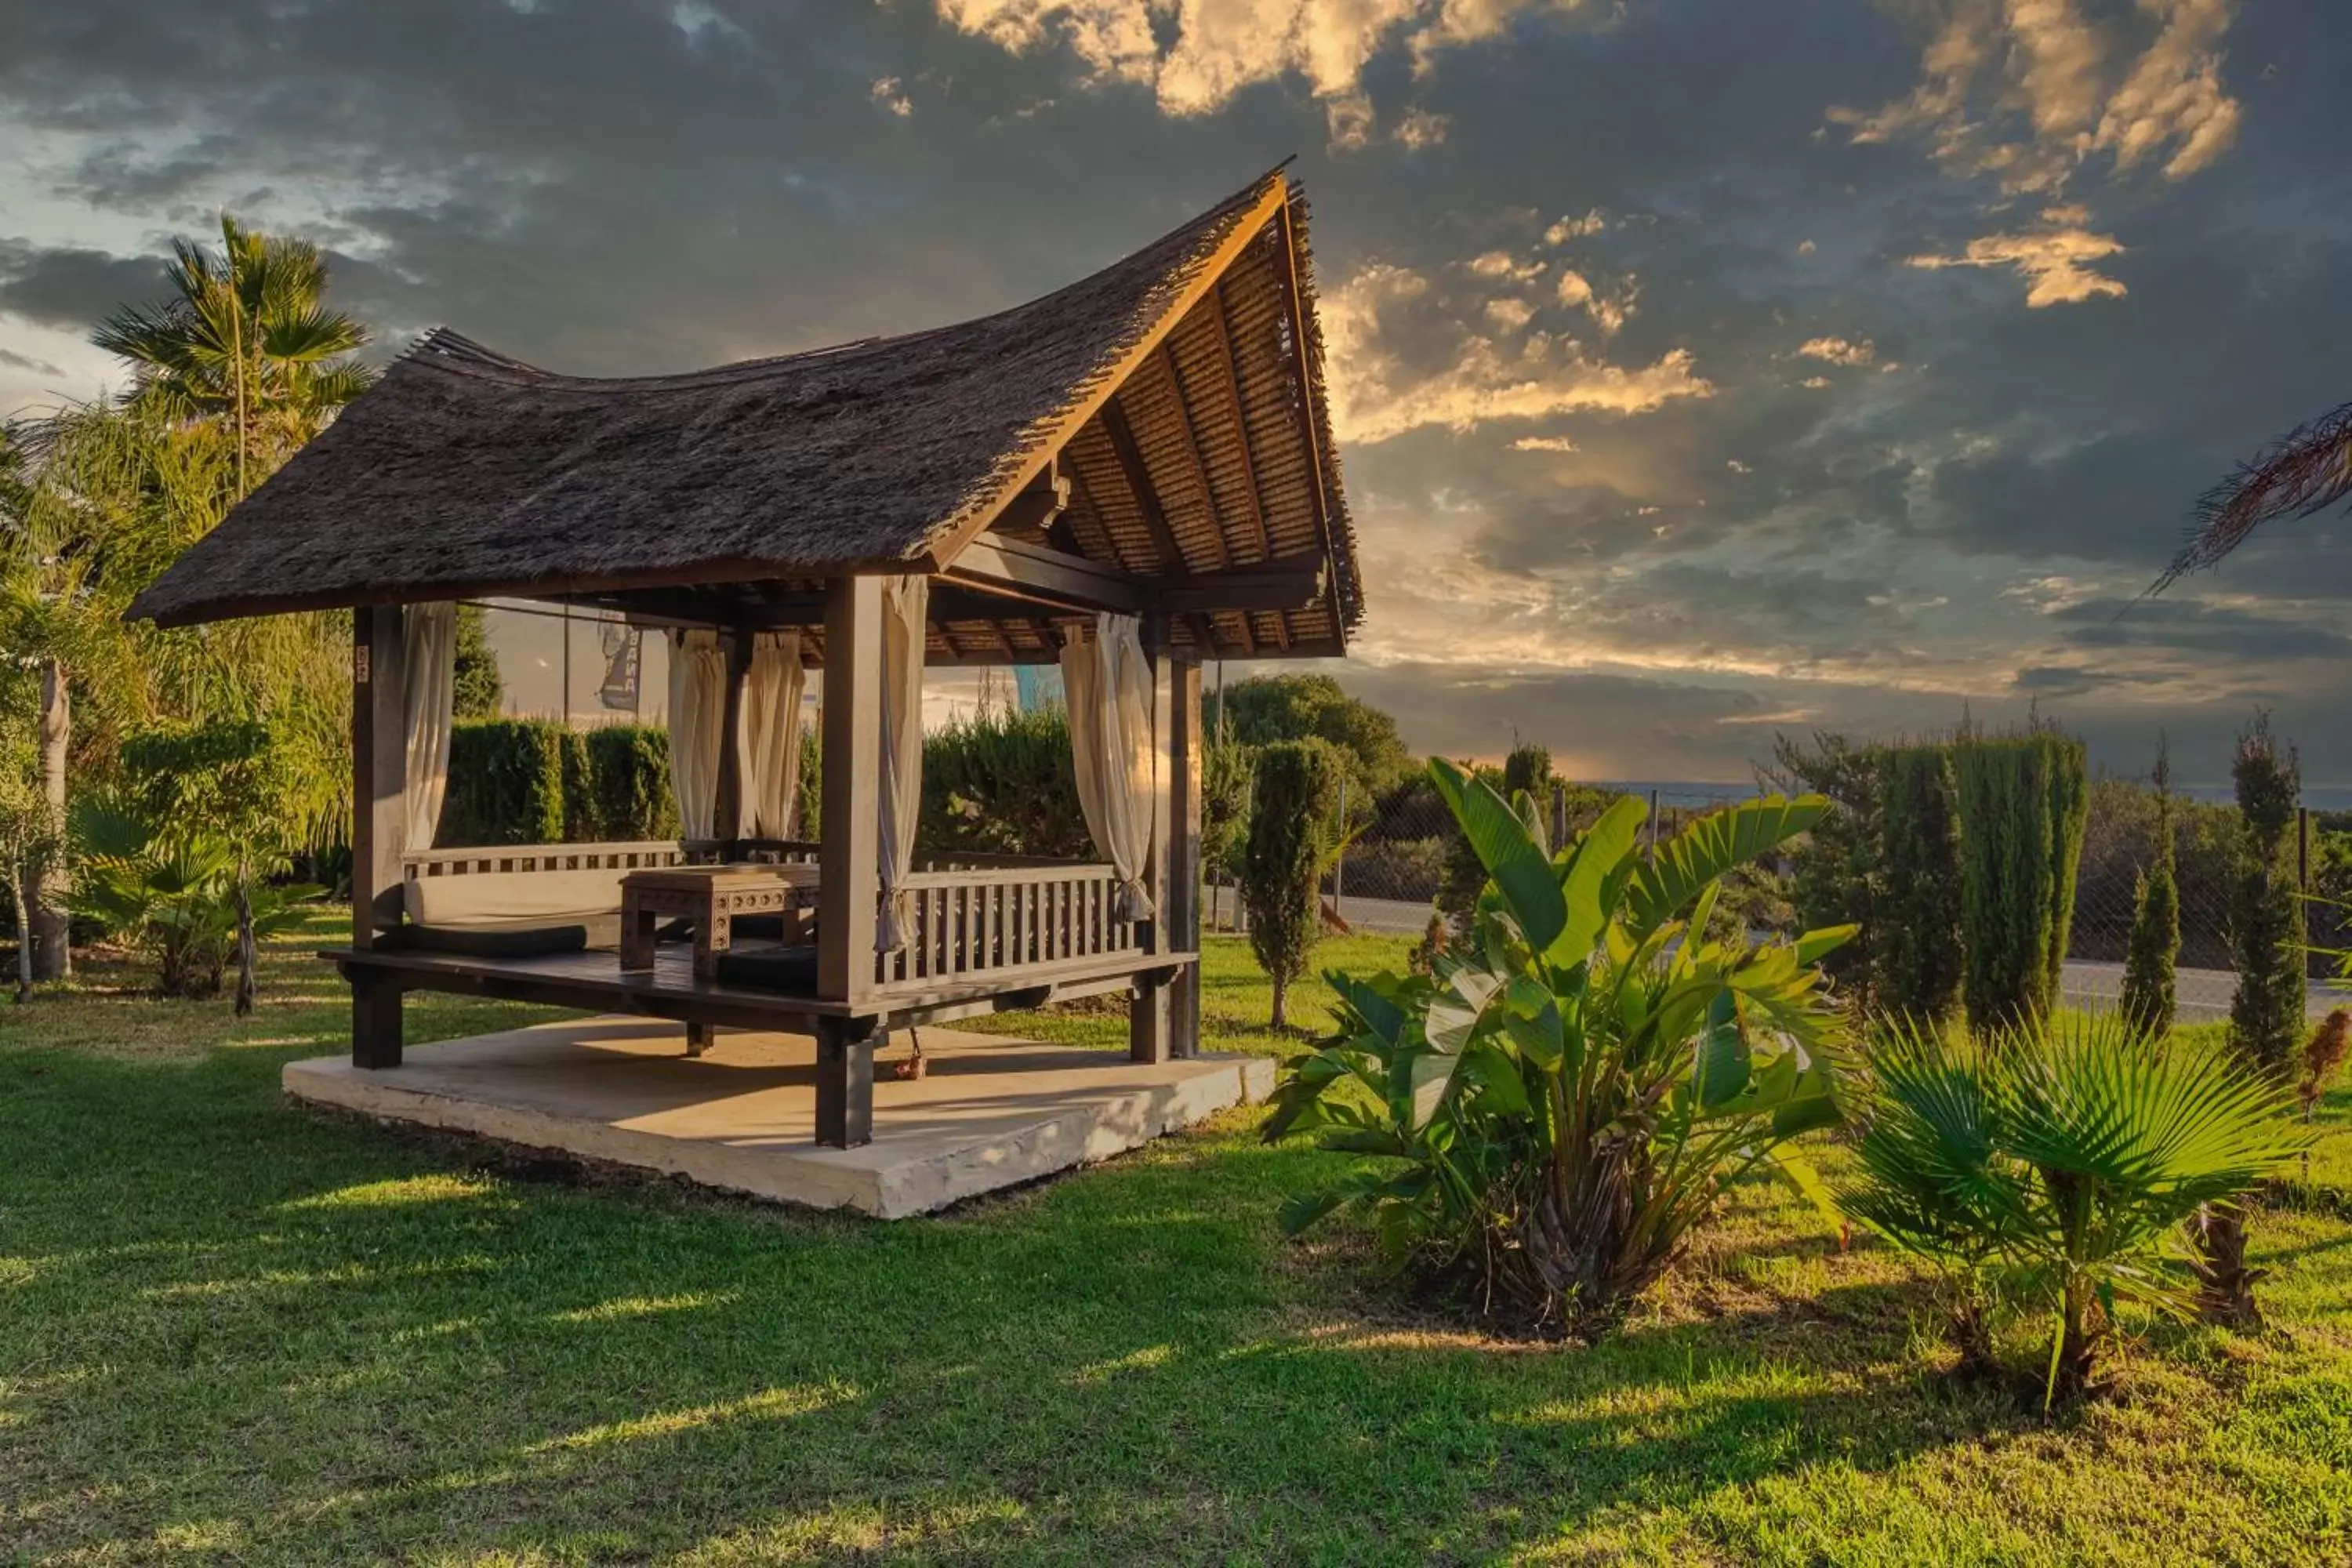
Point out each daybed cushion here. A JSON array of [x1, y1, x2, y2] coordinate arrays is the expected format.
[[404, 867, 627, 928], [393, 922, 590, 958], [711, 944, 820, 995]]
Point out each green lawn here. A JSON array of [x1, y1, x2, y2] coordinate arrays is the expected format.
[[3, 924, 2350, 1566]]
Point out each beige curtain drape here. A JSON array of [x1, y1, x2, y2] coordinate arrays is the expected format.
[[735, 630, 808, 840], [1061, 612, 1156, 921], [666, 628, 728, 842], [402, 601, 457, 849], [875, 575, 928, 953]]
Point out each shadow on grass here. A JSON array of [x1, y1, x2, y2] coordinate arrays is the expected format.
[[0, 1033, 2047, 1566]]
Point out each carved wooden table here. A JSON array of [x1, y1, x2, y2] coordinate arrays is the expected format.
[[618, 864, 820, 980]]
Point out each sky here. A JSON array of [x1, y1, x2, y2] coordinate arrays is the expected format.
[[3, 0, 2349, 789]]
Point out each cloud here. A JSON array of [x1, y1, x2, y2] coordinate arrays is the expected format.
[[1905, 219, 2128, 307], [933, 0, 1586, 128], [0, 347, 65, 377], [1321, 260, 1711, 443], [870, 77, 914, 116], [1554, 267, 1635, 336], [0, 240, 168, 332], [1468, 249, 1544, 283], [1828, 0, 2244, 195], [1511, 434, 1579, 452], [1796, 334, 1875, 366], [1544, 209, 1607, 245]]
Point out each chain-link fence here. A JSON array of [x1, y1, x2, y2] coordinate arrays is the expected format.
[[1201, 752, 2347, 1028]]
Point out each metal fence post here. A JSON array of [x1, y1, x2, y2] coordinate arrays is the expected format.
[[1550, 782, 1567, 851], [1333, 773, 1347, 907]]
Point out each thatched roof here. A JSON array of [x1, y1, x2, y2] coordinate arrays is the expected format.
[[128, 171, 1361, 660]]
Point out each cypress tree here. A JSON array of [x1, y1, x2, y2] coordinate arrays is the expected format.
[[2229, 713, 2305, 1082], [2119, 740, 2180, 1042], [2202, 712, 2305, 1327], [1954, 731, 2089, 1029], [1243, 739, 1341, 1030], [1875, 742, 1965, 1025]]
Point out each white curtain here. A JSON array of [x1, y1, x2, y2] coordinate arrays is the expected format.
[[666, 628, 728, 842], [735, 630, 808, 839], [875, 575, 928, 953], [1062, 612, 1156, 921], [402, 601, 457, 850]]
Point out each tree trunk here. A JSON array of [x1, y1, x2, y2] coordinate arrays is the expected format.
[[30, 658, 69, 982], [2194, 1200, 2265, 1328], [1269, 972, 1288, 1032], [10, 853, 31, 1002], [2049, 1276, 2106, 1407], [234, 857, 256, 1018]]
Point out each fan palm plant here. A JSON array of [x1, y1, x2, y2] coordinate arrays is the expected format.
[[2153, 401, 2352, 591], [1266, 760, 1853, 1338], [1845, 1013, 2306, 1410], [69, 795, 319, 998], [92, 215, 376, 497]]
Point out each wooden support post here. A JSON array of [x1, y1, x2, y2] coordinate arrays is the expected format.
[[1167, 652, 1203, 1059], [350, 607, 408, 1067], [818, 578, 882, 1004], [1131, 621, 1176, 1064], [713, 630, 751, 851], [815, 1016, 876, 1149], [685, 1022, 715, 1058]]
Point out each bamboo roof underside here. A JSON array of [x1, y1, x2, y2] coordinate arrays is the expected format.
[[127, 172, 1361, 662]]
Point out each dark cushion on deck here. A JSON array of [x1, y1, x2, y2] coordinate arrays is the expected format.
[[711, 944, 820, 995], [394, 921, 591, 958]]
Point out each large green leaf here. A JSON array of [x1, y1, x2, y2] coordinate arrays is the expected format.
[[1626, 795, 1830, 939], [1548, 793, 1645, 967], [1432, 757, 1566, 952], [1693, 990, 1750, 1111]]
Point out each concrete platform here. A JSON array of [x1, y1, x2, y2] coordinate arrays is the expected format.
[[282, 1017, 1273, 1218]]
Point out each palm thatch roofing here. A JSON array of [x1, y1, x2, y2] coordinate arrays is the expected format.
[[127, 171, 1361, 662]]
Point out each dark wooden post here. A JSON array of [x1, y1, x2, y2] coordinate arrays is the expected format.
[[351, 606, 407, 1069], [816, 577, 882, 1145], [713, 630, 751, 851], [1167, 652, 1203, 1059], [1131, 619, 1176, 1064]]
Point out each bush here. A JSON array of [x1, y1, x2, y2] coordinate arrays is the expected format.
[[1268, 769, 1850, 1338], [2072, 776, 2239, 969], [585, 725, 679, 841], [67, 796, 320, 997], [1875, 742, 1965, 1025], [452, 603, 503, 719], [2230, 713, 2305, 1082], [1203, 739, 1254, 880], [440, 719, 568, 847], [920, 707, 1090, 860], [1844, 1013, 2303, 1407], [1770, 731, 1884, 1004], [559, 728, 595, 842], [1242, 739, 1342, 1029], [2119, 764, 2179, 1042], [1953, 732, 2088, 1030]]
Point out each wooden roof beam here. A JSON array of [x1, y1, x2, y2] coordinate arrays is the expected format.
[[1205, 278, 1277, 564], [1098, 396, 1189, 572], [1153, 343, 1230, 571]]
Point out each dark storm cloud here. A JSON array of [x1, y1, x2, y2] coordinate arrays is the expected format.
[[0, 347, 64, 376], [5, 0, 2351, 779], [0, 239, 169, 332]]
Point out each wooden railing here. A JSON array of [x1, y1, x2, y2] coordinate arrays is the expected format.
[[402, 840, 689, 884], [877, 860, 1143, 990]]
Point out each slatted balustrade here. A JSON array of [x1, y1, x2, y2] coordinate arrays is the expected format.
[[877, 860, 1142, 990], [402, 839, 692, 884]]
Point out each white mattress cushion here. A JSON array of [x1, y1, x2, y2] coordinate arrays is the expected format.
[[405, 866, 629, 927]]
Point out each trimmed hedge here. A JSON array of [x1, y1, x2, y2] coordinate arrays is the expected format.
[[586, 726, 680, 840], [439, 720, 569, 847], [1953, 732, 2089, 1030], [1875, 742, 1965, 1025]]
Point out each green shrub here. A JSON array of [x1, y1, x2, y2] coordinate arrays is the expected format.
[[1844, 1013, 2304, 1408], [919, 707, 1089, 860], [2230, 713, 2305, 1081], [452, 603, 503, 719], [585, 725, 679, 840], [559, 728, 594, 842], [441, 719, 568, 847], [1953, 731, 2088, 1030], [2119, 755, 2180, 1043], [1770, 731, 1885, 1004], [1203, 739, 1254, 880], [1875, 742, 1965, 1025], [1241, 739, 1342, 1029], [1268, 768, 1851, 1338]]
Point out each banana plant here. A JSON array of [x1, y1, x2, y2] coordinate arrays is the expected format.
[[1265, 758, 1855, 1338], [1844, 1012, 2306, 1410]]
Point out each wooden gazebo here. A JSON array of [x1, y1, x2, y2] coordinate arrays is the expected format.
[[127, 171, 1361, 1148]]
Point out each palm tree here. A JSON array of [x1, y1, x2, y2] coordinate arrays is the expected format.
[[92, 215, 376, 499], [2153, 401, 2352, 592]]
